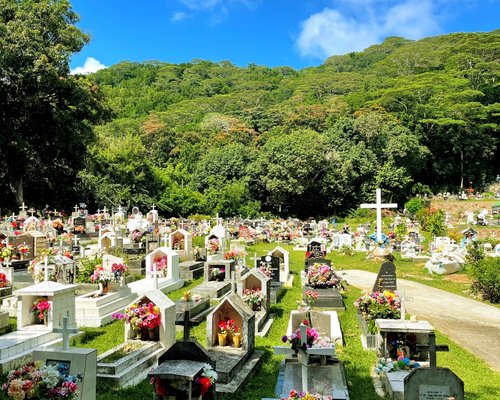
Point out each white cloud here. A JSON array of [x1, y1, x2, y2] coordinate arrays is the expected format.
[[71, 57, 106, 75], [171, 11, 190, 22], [177, 0, 261, 23], [296, 0, 443, 60]]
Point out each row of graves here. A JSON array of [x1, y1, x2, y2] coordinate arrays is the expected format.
[[355, 260, 465, 400]]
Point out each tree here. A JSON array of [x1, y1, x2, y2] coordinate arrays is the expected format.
[[0, 0, 109, 208]]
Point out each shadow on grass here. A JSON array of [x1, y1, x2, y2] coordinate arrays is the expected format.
[[79, 329, 106, 344]]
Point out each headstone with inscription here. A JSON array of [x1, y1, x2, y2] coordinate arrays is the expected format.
[[373, 261, 397, 292], [258, 255, 280, 284]]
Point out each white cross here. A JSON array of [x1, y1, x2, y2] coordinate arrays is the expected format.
[[102, 206, 107, 215], [215, 213, 223, 225], [28, 208, 36, 217], [97, 208, 101, 214], [151, 204, 156, 211], [52, 316, 78, 351], [162, 233, 168, 247], [19, 202, 27, 213], [360, 188, 397, 243], [73, 235, 79, 247], [73, 205, 79, 214], [152, 261, 158, 290], [44, 256, 50, 282]]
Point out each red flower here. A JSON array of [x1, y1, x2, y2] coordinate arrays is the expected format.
[[198, 376, 212, 395]]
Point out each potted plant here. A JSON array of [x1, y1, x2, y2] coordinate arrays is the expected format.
[[32, 297, 51, 325], [242, 288, 266, 311], [218, 320, 228, 346], [111, 262, 128, 282], [112, 302, 161, 340], [0, 272, 9, 288]]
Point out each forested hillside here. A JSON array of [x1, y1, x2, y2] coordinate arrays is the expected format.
[[3, 19, 498, 217], [76, 31, 499, 218]]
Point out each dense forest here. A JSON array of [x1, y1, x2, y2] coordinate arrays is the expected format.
[[1, 1, 499, 218]]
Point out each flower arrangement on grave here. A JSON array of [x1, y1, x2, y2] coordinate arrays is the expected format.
[[195, 363, 218, 395], [281, 320, 320, 353], [207, 238, 220, 254], [113, 302, 161, 332], [311, 336, 334, 349], [0, 244, 14, 260], [306, 263, 347, 290], [303, 289, 318, 310], [1, 361, 80, 400], [258, 261, 272, 277], [131, 229, 144, 243], [224, 249, 246, 261], [17, 242, 30, 255], [90, 265, 114, 285], [32, 297, 51, 321], [74, 225, 85, 234], [281, 389, 333, 399], [57, 232, 73, 244], [111, 263, 128, 281], [153, 255, 168, 274], [242, 288, 266, 310], [210, 267, 225, 281], [374, 356, 420, 374], [354, 290, 401, 334], [0, 272, 9, 288], [52, 218, 64, 230]]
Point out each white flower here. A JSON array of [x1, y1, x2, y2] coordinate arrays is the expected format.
[[40, 364, 61, 388]]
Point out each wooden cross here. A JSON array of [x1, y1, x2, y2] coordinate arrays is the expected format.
[[53, 316, 78, 351], [360, 188, 397, 243], [418, 332, 449, 369]]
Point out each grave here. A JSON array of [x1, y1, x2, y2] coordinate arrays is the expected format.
[[128, 246, 184, 295], [258, 254, 284, 303], [302, 263, 346, 310], [205, 293, 263, 393], [0, 263, 13, 298], [25, 230, 48, 257], [193, 259, 234, 300], [237, 268, 273, 336], [33, 255, 76, 284], [169, 228, 193, 259], [268, 246, 291, 286], [150, 340, 216, 400], [293, 237, 308, 252], [175, 297, 213, 335], [34, 317, 96, 400], [205, 223, 230, 260], [373, 261, 398, 292], [0, 280, 78, 372], [96, 289, 175, 387], [274, 324, 349, 399], [286, 310, 343, 345]]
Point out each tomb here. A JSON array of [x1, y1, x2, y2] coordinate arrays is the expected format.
[[192, 259, 234, 300], [169, 228, 193, 259], [237, 268, 272, 336], [128, 246, 183, 295], [205, 293, 263, 393], [150, 340, 216, 400], [0, 280, 78, 372], [286, 310, 343, 345], [205, 224, 230, 260], [302, 263, 346, 309], [258, 254, 284, 303], [96, 289, 175, 387], [33, 255, 76, 284], [25, 230, 48, 257], [268, 246, 291, 286]]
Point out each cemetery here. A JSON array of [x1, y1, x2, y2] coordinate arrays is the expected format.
[[0, 196, 499, 400], [0, 6, 499, 398]]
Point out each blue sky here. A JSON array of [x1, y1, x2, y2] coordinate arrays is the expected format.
[[70, 0, 500, 73]]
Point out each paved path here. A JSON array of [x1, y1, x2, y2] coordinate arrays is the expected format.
[[342, 270, 500, 372]]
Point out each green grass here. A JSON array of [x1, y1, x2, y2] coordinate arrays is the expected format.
[[60, 241, 500, 399]]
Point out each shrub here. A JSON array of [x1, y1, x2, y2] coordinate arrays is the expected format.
[[404, 197, 427, 216], [470, 257, 500, 303], [77, 257, 103, 283]]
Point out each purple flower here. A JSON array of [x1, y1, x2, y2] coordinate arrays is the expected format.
[[282, 335, 288, 343]]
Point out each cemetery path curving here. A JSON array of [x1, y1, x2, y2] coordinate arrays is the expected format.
[[342, 270, 500, 372]]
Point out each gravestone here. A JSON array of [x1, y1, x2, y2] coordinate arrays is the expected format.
[[373, 261, 397, 292], [238, 269, 272, 335], [73, 217, 86, 233], [169, 228, 193, 259], [268, 246, 290, 284], [287, 310, 342, 344], [305, 257, 331, 272], [258, 255, 280, 284], [33, 317, 96, 400], [307, 240, 326, 259]]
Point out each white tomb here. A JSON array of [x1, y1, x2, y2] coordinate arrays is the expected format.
[[168, 228, 192, 259], [268, 246, 290, 284]]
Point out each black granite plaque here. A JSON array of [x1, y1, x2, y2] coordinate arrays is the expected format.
[[373, 261, 397, 292]]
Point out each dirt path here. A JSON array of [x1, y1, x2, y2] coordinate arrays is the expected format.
[[342, 270, 500, 372]]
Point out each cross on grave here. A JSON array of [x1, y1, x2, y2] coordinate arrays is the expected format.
[[215, 213, 223, 226], [151, 204, 156, 211], [44, 256, 50, 282], [360, 188, 398, 244], [73, 205, 79, 214], [162, 232, 168, 247], [152, 261, 158, 290], [97, 208, 101, 214], [52, 316, 79, 351], [19, 202, 27, 213], [28, 208, 36, 217], [418, 332, 449, 369], [274, 324, 336, 393], [102, 206, 107, 215]]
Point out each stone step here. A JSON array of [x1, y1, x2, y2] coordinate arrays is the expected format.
[[97, 342, 165, 387], [75, 291, 138, 327], [97, 341, 160, 375]]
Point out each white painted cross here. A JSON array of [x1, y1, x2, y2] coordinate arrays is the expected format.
[[162, 232, 168, 248], [360, 188, 397, 243], [152, 261, 158, 290], [73, 205, 79, 214], [19, 202, 27, 213], [215, 213, 223, 226], [73, 235, 79, 248], [52, 316, 78, 351], [102, 206, 107, 215], [27, 208, 36, 217]]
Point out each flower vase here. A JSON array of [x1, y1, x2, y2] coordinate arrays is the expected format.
[[132, 327, 141, 340], [98, 282, 109, 295], [218, 332, 227, 346], [233, 333, 242, 348], [252, 303, 261, 311]]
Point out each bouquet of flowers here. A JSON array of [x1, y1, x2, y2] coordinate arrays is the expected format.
[[0, 244, 15, 259], [258, 261, 272, 277], [210, 267, 225, 280], [306, 263, 346, 290], [218, 319, 238, 335], [0, 272, 9, 287], [17, 242, 30, 254], [112, 302, 161, 330], [90, 265, 114, 285], [32, 298, 51, 321], [74, 225, 85, 234], [208, 238, 220, 254], [111, 263, 128, 281], [242, 288, 266, 310], [281, 321, 319, 353], [303, 290, 318, 310], [195, 363, 218, 396], [131, 229, 144, 243], [354, 290, 401, 334], [374, 357, 420, 374], [57, 233, 73, 243], [1, 361, 80, 400], [224, 249, 246, 260], [281, 389, 333, 399], [52, 219, 64, 230], [153, 256, 168, 272]]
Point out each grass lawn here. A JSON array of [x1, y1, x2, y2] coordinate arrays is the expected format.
[[79, 241, 499, 399]]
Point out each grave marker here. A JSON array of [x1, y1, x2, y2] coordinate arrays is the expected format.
[[360, 188, 397, 243], [373, 261, 397, 292]]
